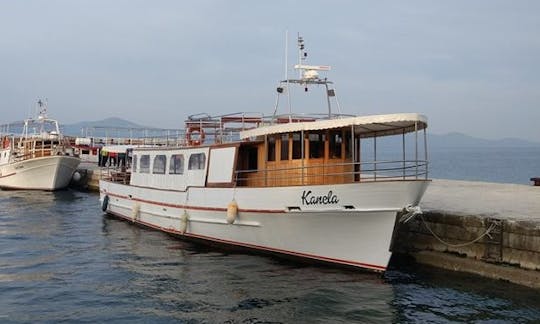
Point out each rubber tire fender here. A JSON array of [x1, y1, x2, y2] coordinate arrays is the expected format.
[[102, 195, 109, 212]]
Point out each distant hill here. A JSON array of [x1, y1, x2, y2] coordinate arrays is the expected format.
[[61, 117, 540, 148], [62, 117, 148, 136], [429, 132, 540, 148]]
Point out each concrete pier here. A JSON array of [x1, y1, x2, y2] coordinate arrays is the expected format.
[[395, 179, 540, 288], [71, 164, 100, 192]]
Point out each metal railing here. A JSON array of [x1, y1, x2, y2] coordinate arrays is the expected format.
[[99, 165, 131, 184], [234, 159, 429, 187]]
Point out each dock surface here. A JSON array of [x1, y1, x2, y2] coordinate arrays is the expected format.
[[422, 179, 540, 220], [397, 179, 540, 288]]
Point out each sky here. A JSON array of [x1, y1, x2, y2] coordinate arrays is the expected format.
[[1, 0, 539, 142]]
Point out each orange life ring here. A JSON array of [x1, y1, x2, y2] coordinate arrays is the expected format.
[[186, 126, 205, 146], [2, 137, 10, 149]]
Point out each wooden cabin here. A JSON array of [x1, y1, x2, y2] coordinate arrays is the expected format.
[[236, 128, 355, 187]]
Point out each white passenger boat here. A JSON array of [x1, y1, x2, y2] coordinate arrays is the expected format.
[[99, 37, 430, 272], [0, 100, 80, 190]]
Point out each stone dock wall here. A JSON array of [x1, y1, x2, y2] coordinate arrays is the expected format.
[[394, 179, 540, 288], [394, 211, 540, 288], [71, 166, 100, 192]]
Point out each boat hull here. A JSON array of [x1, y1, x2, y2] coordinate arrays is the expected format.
[[100, 180, 429, 272], [0, 156, 81, 190]]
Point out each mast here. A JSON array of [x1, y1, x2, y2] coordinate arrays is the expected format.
[[273, 34, 338, 120]]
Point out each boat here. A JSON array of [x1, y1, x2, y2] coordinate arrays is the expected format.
[[0, 100, 81, 190], [99, 36, 430, 272]]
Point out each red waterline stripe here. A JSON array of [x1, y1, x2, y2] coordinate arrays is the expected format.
[[107, 210, 387, 272], [105, 192, 285, 214], [0, 172, 16, 179]]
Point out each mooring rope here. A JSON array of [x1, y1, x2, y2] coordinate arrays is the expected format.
[[419, 214, 498, 248]]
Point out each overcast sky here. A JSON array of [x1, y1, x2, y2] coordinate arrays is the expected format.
[[1, 1, 539, 141]]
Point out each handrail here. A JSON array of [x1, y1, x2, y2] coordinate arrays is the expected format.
[[234, 159, 429, 187]]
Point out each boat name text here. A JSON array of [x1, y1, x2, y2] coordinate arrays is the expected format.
[[301, 190, 339, 205]]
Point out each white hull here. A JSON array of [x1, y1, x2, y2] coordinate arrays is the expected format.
[[0, 156, 81, 190], [100, 180, 429, 271]]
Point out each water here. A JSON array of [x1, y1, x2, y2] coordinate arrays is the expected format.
[[429, 146, 540, 185], [1, 189, 540, 323]]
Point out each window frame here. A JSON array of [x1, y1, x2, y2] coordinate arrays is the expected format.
[[152, 154, 167, 174], [169, 154, 185, 175], [188, 153, 206, 170], [139, 155, 150, 173]]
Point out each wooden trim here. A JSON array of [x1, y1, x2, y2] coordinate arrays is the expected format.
[[205, 182, 235, 188]]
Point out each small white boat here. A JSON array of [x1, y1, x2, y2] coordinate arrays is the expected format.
[[0, 100, 80, 190], [99, 36, 430, 272]]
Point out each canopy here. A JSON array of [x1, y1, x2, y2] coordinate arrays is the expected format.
[[101, 145, 137, 153], [239, 113, 428, 139]]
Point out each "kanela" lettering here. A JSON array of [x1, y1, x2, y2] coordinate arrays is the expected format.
[[301, 190, 339, 205]]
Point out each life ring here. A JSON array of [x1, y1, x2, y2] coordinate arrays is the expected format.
[[186, 126, 205, 146], [101, 195, 109, 212], [2, 137, 9, 149]]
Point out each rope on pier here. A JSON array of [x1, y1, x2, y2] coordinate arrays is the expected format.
[[419, 214, 497, 248]]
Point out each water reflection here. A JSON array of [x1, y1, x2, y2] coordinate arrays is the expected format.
[[99, 215, 396, 322], [0, 190, 539, 323]]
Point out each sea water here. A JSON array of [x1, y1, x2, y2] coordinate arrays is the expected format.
[[429, 146, 540, 185], [1, 188, 539, 323]]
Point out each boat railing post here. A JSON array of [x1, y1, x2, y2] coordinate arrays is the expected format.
[[301, 130, 305, 185], [264, 135, 268, 187], [424, 127, 428, 179], [358, 136, 361, 182], [351, 125, 355, 182], [374, 135, 377, 181], [402, 129, 406, 180], [415, 121, 418, 179]]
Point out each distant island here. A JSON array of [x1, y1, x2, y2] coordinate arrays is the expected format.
[[60, 117, 540, 148]]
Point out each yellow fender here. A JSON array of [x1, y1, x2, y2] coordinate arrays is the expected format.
[[180, 210, 189, 234], [226, 200, 238, 224], [131, 203, 140, 221]]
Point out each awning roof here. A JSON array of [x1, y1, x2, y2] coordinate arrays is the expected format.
[[101, 145, 138, 153], [239, 113, 428, 139]]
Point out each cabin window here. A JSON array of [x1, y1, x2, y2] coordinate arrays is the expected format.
[[169, 154, 184, 174], [132, 154, 138, 172], [330, 131, 342, 159], [344, 131, 352, 159], [188, 153, 206, 170], [246, 146, 258, 170], [292, 132, 302, 159], [280, 134, 289, 160], [139, 155, 150, 173], [309, 132, 325, 159], [152, 155, 167, 174], [267, 136, 276, 162]]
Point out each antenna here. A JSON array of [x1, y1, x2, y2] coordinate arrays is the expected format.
[[286, 30, 292, 120], [294, 34, 331, 91], [273, 33, 341, 120]]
